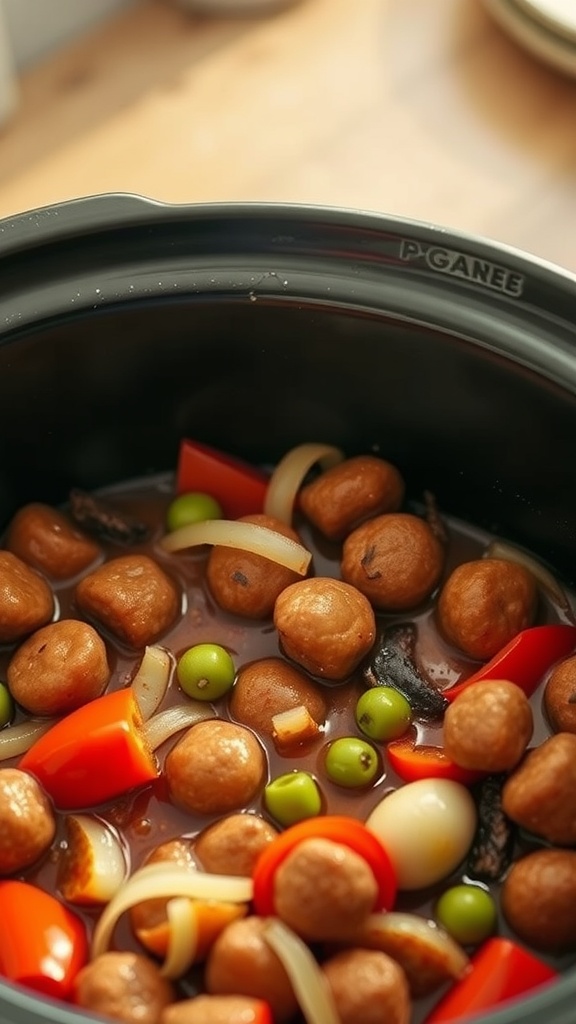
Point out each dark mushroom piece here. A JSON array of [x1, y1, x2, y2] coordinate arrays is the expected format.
[[363, 623, 448, 720], [466, 774, 515, 883], [69, 488, 150, 545]]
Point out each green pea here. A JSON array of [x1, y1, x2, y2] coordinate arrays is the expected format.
[[264, 771, 322, 827], [176, 644, 235, 701], [355, 687, 412, 742], [0, 683, 13, 728], [435, 884, 497, 946], [324, 736, 380, 788], [166, 492, 223, 532]]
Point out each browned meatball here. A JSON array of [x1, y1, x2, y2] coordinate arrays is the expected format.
[[205, 916, 297, 1022], [165, 720, 266, 816], [0, 768, 55, 874], [131, 838, 197, 940], [323, 948, 411, 1024], [230, 657, 326, 737], [299, 455, 405, 541], [437, 558, 537, 660], [206, 514, 303, 619], [273, 577, 376, 681], [443, 680, 533, 772], [195, 814, 278, 876], [273, 836, 377, 942], [501, 849, 576, 952], [73, 951, 174, 1023], [6, 502, 100, 580], [161, 995, 273, 1024], [341, 514, 444, 611], [75, 553, 179, 648], [544, 654, 576, 733], [502, 732, 576, 845], [7, 619, 110, 716], [0, 550, 54, 644]]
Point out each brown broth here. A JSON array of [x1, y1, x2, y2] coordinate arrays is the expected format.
[[1, 469, 575, 1021]]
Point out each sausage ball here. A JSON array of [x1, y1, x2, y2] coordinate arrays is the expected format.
[[0, 550, 54, 644], [341, 514, 444, 612], [75, 553, 179, 648], [323, 948, 411, 1024], [299, 455, 405, 541], [206, 514, 303, 619], [544, 654, 576, 734], [195, 813, 278, 877], [273, 577, 376, 681], [230, 657, 326, 737], [443, 680, 533, 772], [437, 558, 537, 660], [73, 951, 174, 1024], [502, 732, 576, 845], [0, 768, 56, 874], [161, 996, 273, 1024], [501, 849, 576, 952], [165, 720, 266, 816], [7, 619, 110, 716], [6, 502, 100, 580], [273, 836, 378, 942], [205, 916, 297, 1022]]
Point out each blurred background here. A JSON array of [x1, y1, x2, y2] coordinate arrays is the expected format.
[[0, 0, 575, 271]]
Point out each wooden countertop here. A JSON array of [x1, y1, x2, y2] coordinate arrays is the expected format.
[[1, 0, 576, 271]]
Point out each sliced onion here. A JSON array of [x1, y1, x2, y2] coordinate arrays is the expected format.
[[160, 519, 311, 575], [0, 719, 56, 761], [264, 443, 344, 525], [140, 703, 216, 751], [485, 541, 572, 615], [91, 863, 253, 967], [131, 645, 174, 721], [161, 897, 199, 979], [264, 919, 341, 1024], [57, 814, 128, 906], [355, 912, 470, 997], [272, 705, 321, 749]]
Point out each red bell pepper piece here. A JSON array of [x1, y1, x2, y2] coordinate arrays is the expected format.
[[386, 734, 485, 786], [0, 881, 88, 1001], [445, 624, 576, 703], [425, 937, 558, 1023], [252, 815, 397, 917], [176, 439, 269, 519], [19, 688, 158, 810]]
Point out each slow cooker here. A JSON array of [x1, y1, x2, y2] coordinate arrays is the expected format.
[[0, 194, 575, 1024]]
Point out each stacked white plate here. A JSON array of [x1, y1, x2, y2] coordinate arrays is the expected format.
[[482, 0, 576, 77]]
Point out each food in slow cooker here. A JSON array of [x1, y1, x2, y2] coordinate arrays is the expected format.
[[0, 438, 575, 1024]]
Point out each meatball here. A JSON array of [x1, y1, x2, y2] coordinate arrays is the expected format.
[[341, 514, 444, 611], [6, 502, 100, 580], [437, 558, 537, 660], [323, 948, 411, 1024], [273, 836, 377, 942], [443, 680, 533, 772], [75, 553, 179, 648], [206, 514, 303, 619], [299, 455, 405, 541], [165, 720, 266, 816], [0, 550, 54, 644], [205, 916, 297, 1022], [544, 654, 576, 733], [0, 768, 55, 874], [273, 577, 376, 681], [501, 849, 576, 952], [73, 951, 174, 1024], [230, 657, 326, 737], [7, 619, 110, 716], [501, 732, 576, 845], [195, 814, 278, 876], [161, 995, 273, 1024]]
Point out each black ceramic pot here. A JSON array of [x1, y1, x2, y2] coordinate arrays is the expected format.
[[0, 195, 575, 1024]]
